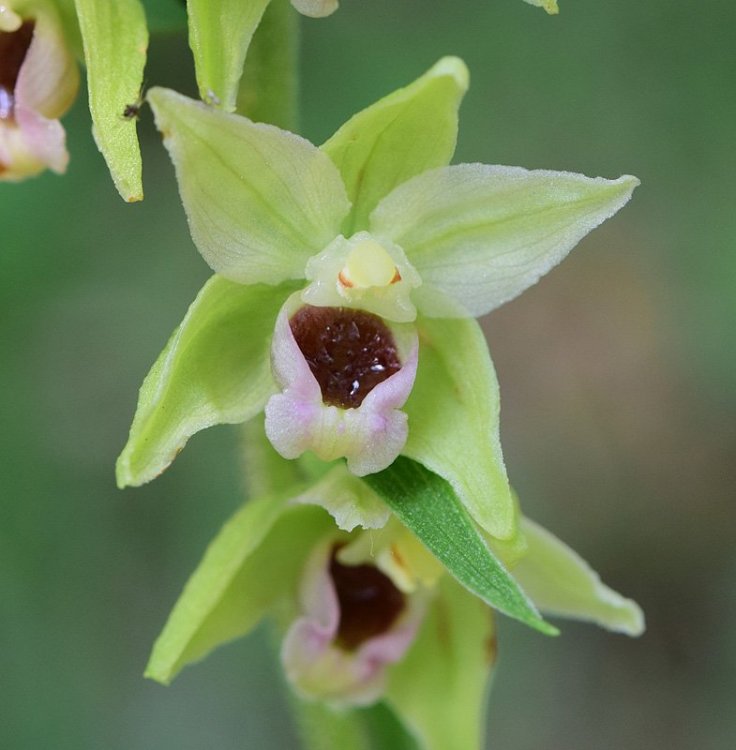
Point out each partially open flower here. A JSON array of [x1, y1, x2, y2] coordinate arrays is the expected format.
[[282, 539, 426, 705], [0, 0, 78, 181], [265, 294, 419, 474]]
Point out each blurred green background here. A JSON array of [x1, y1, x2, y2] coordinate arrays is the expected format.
[[2, 0, 735, 748]]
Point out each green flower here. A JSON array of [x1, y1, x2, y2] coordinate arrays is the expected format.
[[143, 451, 642, 750], [117, 57, 638, 548]]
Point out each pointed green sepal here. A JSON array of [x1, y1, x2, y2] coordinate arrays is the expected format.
[[403, 316, 515, 540], [364, 457, 557, 635], [145, 495, 332, 685], [321, 56, 469, 233], [186, 0, 270, 112], [147, 87, 351, 284], [512, 518, 645, 635], [74, 0, 147, 201], [116, 276, 297, 488], [372, 165, 639, 318], [386, 577, 496, 750]]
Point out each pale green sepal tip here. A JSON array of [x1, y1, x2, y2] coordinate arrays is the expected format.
[[321, 56, 469, 234], [74, 0, 147, 201], [402, 316, 516, 541], [514, 518, 645, 636], [386, 577, 495, 750], [116, 276, 297, 489], [145, 495, 333, 685]]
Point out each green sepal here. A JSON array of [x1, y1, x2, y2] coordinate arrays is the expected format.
[[74, 0, 147, 201], [321, 56, 468, 234], [403, 315, 515, 540], [385, 577, 496, 750], [372, 166, 639, 318], [116, 276, 298, 488], [147, 87, 351, 285], [186, 0, 270, 112], [512, 518, 645, 636], [145, 495, 333, 685], [364, 457, 557, 635]]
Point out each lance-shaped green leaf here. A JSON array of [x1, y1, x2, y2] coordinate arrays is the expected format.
[[146, 495, 333, 685], [116, 276, 298, 488], [512, 518, 645, 635], [147, 87, 351, 284], [386, 577, 496, 750], [186, 0, 269, 112], [321, 56, 468, 234], [74, 0, 147, 201], [371, 165, 639, 318], [364, 457, 557, 635], [402, 316, 515, 540]]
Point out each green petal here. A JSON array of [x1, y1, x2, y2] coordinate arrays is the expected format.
[[371, 165, 639, 317], [386, 577, 496, 750], [145, 495, 332, 685], [186, 0, 270, 112], [74, 0, 147, 201], [116, 276, 297, 488], [296, 464, 390, 531], [403, 316, 515, 540], [148, 87, 351, 284], [364, 458, 557, 635], [321, 56, 468, 234], [512, 518, 645, 636]]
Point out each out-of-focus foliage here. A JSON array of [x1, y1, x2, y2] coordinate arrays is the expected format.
[[1, 1, 734, 749]]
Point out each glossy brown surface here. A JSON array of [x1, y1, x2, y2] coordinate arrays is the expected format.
[[330, 551, 405, 651], [290, 305, 401, 408], [0, 21, 34, 120]]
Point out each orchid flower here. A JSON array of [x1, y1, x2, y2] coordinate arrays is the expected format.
[[143, 452, 643, 750], [0, 0, 78, 181], [116, 57, 638, 547]]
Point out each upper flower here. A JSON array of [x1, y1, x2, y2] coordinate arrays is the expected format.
[[116, 57, 637, 544], [0, 0, 79, 180]]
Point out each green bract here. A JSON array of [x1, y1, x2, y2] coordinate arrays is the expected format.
[[74, 0, 148, 201], [117, 57, 638, 553]]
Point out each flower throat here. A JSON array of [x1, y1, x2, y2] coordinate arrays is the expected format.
[[290, 306, 401, 409], [0, 21, 34, 120]]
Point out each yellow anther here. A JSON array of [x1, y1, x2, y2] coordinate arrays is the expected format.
[[339, 239, 398, 289]]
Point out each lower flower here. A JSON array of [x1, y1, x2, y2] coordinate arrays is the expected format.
[[281, 538, 426, 706]]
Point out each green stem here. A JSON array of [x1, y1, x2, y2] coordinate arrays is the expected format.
[[237, 0, 300, 130], [236, 9, 419, 749]]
